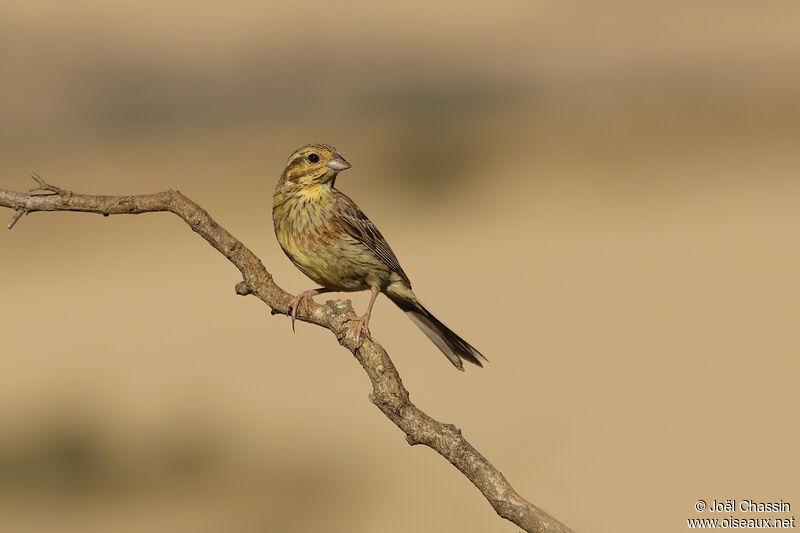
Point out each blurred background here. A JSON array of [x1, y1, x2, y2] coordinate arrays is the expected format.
[[1, 1, 799, 531]]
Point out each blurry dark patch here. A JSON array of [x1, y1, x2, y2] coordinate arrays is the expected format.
[[354, 78, 532, 195], [0, 419, 374, 532], [69, 54, 533, 155], [77, 65, 244, 136], [0, 423, 107, 495], [0, 419, 222, 498], [156, 432, 221, 481]]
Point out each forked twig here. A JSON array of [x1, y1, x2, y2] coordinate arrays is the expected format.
[[29, 173, 71, 197]]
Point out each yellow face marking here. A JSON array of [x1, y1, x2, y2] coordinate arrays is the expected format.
[[279, 144, 340, 187]]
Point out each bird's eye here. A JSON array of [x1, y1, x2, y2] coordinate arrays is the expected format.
[[307, 153, 320, 163]]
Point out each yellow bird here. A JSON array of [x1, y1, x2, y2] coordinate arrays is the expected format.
[[273, 144, 486, 370]]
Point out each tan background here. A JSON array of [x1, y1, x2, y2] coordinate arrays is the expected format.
[[1, 1, 799, 532]]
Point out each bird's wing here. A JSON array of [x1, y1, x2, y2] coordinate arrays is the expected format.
[[334, 190, 411, 285]]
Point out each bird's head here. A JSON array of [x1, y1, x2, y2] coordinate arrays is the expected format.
[[279, 143, 351, 187]]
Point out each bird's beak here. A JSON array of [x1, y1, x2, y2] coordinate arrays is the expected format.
[[327, 154, 351, 171]]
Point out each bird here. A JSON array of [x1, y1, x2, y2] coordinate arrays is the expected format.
[[272, 144, 486, 370]]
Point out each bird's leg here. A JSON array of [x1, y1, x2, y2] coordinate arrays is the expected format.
[[352, 285, 380, 346], [289, 288, 333, 332]]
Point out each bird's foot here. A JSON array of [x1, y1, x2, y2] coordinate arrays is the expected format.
[[350, 312, 372, 346], [288, 290, 319, 332]]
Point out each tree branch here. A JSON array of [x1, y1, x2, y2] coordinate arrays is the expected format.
[[1, 176, 573, 533]]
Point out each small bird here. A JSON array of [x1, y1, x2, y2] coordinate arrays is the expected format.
[[272, 144, 486, 370]]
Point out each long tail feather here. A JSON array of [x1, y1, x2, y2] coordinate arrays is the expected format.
[[386, 285, 486, 370]]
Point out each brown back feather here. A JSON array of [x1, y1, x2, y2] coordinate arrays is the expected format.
[[333, 190, 410, 285]]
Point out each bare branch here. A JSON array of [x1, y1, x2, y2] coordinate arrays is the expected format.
[[0, 177, 573, 533]]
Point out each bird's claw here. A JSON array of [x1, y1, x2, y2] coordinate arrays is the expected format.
[[288, 291, 315, 332], [351, 313, 372, 347]]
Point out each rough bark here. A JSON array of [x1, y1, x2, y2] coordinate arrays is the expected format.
[[1, 176, 573, 533]]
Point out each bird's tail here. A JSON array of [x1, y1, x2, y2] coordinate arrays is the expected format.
[[385, 284, 486, 371]]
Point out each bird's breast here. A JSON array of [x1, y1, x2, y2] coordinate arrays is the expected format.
[[273, 188, 362, 289]]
